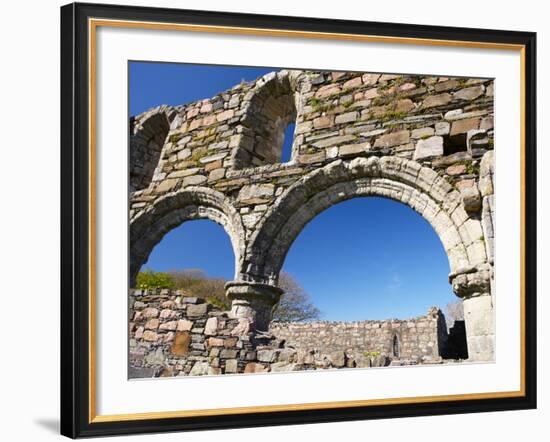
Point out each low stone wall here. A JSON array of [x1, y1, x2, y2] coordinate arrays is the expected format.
[[129, 289, 456, 378], [129, 289, 258, 377], [269, 307, 448, 364]]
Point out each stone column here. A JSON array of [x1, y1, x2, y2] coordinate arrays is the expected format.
[[462, 293, 495, 361], [225, 281, 284, 331], [450, 264, 494, 362]]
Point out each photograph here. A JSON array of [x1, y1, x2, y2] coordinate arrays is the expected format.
[[55, 1, 537, 437], [128, 63, 496, 379]]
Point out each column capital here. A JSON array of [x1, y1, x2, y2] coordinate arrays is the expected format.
[[449, 264, 492, 298], [225, 281, 284, 331]]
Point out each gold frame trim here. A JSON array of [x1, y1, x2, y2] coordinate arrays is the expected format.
[[88, 18, 527, 424]]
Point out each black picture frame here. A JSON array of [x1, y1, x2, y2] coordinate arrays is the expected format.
[[60, 2, 537, 438]]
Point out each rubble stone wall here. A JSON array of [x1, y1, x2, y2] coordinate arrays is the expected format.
[[269, 307, 447, 362], [129, 290, 452, 378]]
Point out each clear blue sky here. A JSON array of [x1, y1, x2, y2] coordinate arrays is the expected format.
[[131, 61, 456, 321], [129, 61, 275, 116]]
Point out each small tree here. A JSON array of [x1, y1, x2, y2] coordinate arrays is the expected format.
[[136, 269, 175, 290], [272, 272, 321, 322]]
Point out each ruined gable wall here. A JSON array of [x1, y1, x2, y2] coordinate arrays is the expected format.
[[269, 307, 446, 363]]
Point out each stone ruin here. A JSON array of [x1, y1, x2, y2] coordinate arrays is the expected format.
[[129, 289, 468, 377], [129, 69, 495, 377]]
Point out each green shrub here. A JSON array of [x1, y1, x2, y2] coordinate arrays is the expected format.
[[136, 269, 175, 290]]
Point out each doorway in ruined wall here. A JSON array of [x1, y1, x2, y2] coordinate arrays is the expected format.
[[276, 196, 463, 363], [392, 335, 400, 358]]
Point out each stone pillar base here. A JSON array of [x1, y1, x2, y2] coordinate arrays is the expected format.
[[462, 293, 495, 362], [225, 281, 284, 331]]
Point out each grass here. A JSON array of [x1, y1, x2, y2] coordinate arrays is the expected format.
[[379, 110, 408, 123]]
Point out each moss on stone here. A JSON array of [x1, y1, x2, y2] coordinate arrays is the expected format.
[[169, 133, 184, 144]]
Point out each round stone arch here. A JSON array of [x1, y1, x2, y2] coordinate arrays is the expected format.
[[249, 156, 487, 285], [129, 186, 245, 287], [129, 106, 176, 192], [243, 156, 493, 360], [231, 70, 305, 168]]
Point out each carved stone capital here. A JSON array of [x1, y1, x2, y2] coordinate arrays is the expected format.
[[225, 281, 284, 331], [449, 264, 492, 298]]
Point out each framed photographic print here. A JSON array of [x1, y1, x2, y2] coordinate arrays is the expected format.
[[60, 2, 537, 438]]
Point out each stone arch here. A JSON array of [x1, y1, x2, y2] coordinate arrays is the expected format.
[[129, 187, 245, 286], [246, 156, 489, 298], [232, 71, 302, 168], [130, 106, 176, 192]]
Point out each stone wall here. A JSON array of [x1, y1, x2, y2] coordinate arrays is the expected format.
[[129, 69, 495, 361], [129, 290, 457, 378], [270, 307, 447, 364]]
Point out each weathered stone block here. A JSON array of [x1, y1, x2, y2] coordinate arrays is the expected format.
[[411, 127, 435, 139], [315, 84, 341, 98], [238, 184, 275, 201], [204, 317, 218, 336], [182, 175, 207, 186], [187, 303, 208, 318], [335, 111, 358, 124], [200, 152, 227, 164], [216, 109, 234, 122], [329, 350, 346, 368], [244, 362, 268, 373], [435, 121, 450, 136], [220, 349, 238, 359], [225, 359, 239, 373], [313, 115, 334, 129], [395, 99, 415, 113], [159, 321, 178, 331], [142, 330, 158, 342], [339, 142, 370, 157], [144, 318, 159, 330], [422, 93, 452, 108], [207, 337, 225, 347], [454, 85, 484, 101], [177, 319, 193, 331], [373, 130, 410, 148], [208, 168, 225, 182], [298, 151, 326, 164], [413, 136, 444, 161], [189, 361, 210, 376], [446, 164, 467, 176], [312, 134, 355, 148], [257, 349, 278, 363], [270, 362, 297, 372], [141, 308, 159, 319], [160, 309, 177, 319], [362, 73, 381, 85], [343, 76, 362, 90], [435, 79, 459, 92], [450, 118, 479, 137]]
